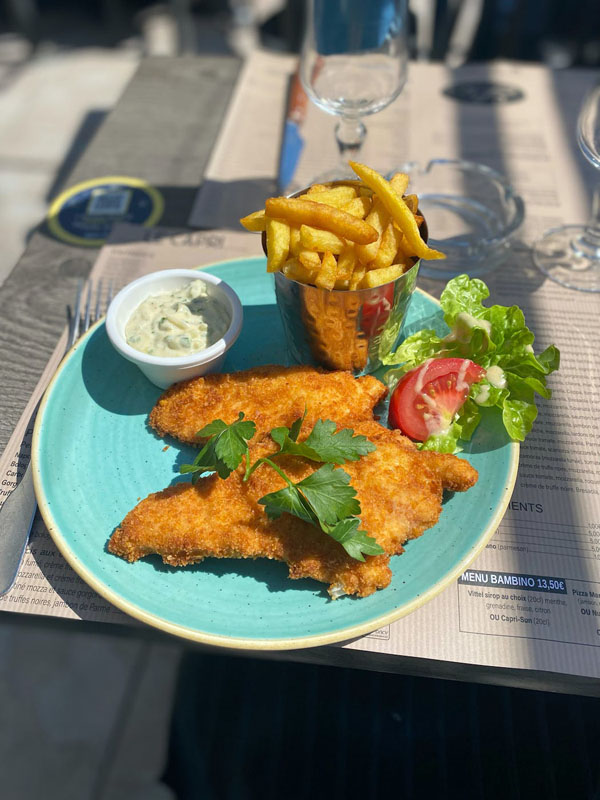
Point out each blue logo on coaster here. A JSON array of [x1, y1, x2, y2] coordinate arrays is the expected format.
[[47, 177, 164, 246]]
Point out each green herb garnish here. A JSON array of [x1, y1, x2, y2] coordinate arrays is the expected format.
[[179, 412, 256, 479], [180, 413, 382, 562]]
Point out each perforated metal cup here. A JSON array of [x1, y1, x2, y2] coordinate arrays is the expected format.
[[274, 261, 419, 375], [264, 180, 425, 375]]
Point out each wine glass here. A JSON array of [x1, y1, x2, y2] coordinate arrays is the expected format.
[[299, 0, 409, 180], [533, 83, 600, 292]]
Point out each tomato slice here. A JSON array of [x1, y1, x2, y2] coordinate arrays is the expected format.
[[388, 358, 486, 441]]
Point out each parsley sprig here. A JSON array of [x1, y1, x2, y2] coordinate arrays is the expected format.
[[180, 412, 383, 562], [179, 413, 256, 479]]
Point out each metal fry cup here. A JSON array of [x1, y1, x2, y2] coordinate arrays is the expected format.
[[274, 261, 420, 375], [263, 180, 427, 375]]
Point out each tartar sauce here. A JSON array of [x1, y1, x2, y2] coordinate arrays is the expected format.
[[125, 280, 230, 357]]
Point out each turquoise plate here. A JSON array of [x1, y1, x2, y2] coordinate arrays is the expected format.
[[32, 257, 519, 650]]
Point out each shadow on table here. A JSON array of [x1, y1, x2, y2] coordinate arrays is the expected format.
[[45, 110, 108, 203], [37, 175, 277, 247], [162, 648, 600, 800], [42, 114, 276, 227]]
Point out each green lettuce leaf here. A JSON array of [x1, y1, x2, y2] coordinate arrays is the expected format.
[[383, 274, 560, 449]]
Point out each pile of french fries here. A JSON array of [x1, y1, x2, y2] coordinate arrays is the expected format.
[[240, 161, 445, 291]]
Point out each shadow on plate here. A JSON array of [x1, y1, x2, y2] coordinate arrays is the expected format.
[[103, 542, 331, 598], [81, 325, 161, 415], [80, 303, 290, 417], [461, 407, 515, 455]]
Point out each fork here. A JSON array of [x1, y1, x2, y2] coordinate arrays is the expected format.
[[0, 279, 113, 596]]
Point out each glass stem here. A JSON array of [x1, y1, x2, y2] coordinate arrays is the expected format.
[[573, 185, 600, 258], [335, 117, 366, 167]]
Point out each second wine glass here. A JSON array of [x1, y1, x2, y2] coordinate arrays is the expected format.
[[299, 0, 409, 179], [533, 83, 600, 292]]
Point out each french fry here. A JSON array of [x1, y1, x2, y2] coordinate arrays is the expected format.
[[241, 160, 445, 292], [240, 209, 266, 232], [283, 257, 318, 284], [315, 250, 338, 290], [355, 197, 388, 264], [394, 229, 420, 260], [394, 254, 415, 272], [403, 193, 418, 213], [349, 161, 445, 259], [390, 173, 410, 197], [369, 221, 400, 270], [342, 196, 371, 219], [401, 195, 424, 226], [298, 249, 322, 271], [336, 246, 357, 282], [300, 225, 346, 254], [309, 179, 365, 193], [334, 277, 350, 290], [359, 264, 404, 289], [265, 197, 378, 245], [300, 186, 357, 207], [266, 218, 290, 272], [289, 225, 302, 256], [349, 263, 367, 290]]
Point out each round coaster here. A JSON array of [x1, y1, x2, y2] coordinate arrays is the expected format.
[[47, 176, 164, 246]]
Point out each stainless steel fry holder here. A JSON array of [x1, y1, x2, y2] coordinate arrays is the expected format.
[[274, 260, 420, 375]]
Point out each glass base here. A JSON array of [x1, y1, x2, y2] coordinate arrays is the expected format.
[[533, 225, 600, 292]]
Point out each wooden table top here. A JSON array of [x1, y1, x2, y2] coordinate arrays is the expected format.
[[0, 56, 240, 454]]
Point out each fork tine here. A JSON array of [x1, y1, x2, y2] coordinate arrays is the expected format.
[[83, 282, 93, 333], [93, 279, 103, 322], [106, 279, 114, 310], [69, 279, 84, 347]]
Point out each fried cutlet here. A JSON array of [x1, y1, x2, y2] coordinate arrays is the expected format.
[[109, 421, 478, 597], [148, 365, 387, 445]]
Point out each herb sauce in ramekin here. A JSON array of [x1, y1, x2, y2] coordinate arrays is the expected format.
[[125, 280, 230, 357]]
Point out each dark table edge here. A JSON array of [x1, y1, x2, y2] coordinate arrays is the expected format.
[[2, 608, 598, 697]]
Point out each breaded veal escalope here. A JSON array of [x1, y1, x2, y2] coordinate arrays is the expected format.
[[109, 420, 478, 598], [149, 364, 387, 445]]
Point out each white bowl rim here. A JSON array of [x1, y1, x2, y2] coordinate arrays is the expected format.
[[105, 268, 243, 367]]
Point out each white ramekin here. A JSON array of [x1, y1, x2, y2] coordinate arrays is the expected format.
[[105, 269, 243, 389]]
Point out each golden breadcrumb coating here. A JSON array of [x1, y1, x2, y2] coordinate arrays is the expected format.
[[148, 364, 387, 445], [109, 420, 478, 597]]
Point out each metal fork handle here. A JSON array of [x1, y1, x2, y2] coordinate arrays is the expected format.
[[0, 465, 37, 595]]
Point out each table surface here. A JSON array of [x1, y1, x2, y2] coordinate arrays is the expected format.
[[0, 56, 241, 452], [1, 56, 599, 697]]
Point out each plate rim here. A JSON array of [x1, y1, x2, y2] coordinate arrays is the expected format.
[[31, 259, 520, 651]]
